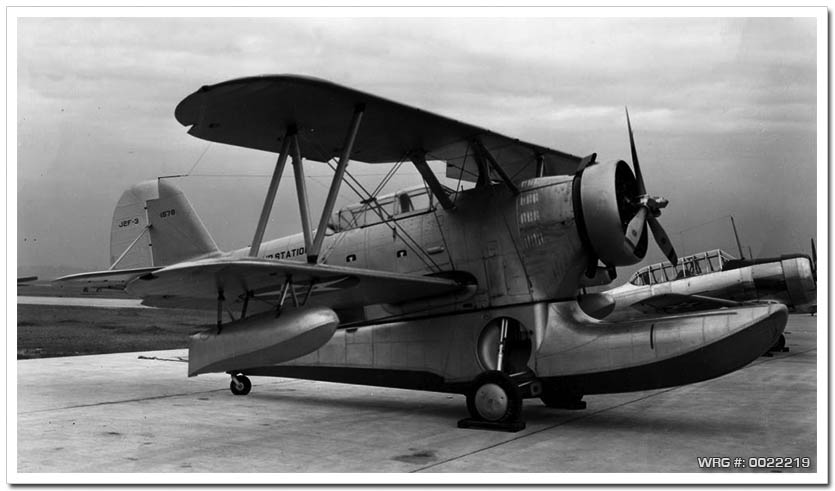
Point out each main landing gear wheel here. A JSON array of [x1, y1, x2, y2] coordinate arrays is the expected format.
[[459, 371, 524, 431], [229, 374, 252, 396]]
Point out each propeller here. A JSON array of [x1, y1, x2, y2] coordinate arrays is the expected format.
[[622, 107, 679, 270]]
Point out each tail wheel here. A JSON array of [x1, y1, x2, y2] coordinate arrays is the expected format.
[[230, 374, 252, 396], [466, 371, 522, 423]]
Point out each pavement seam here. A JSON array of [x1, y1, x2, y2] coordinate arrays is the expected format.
[[411, 386, 682, 473], [19, 378, 308, 415]]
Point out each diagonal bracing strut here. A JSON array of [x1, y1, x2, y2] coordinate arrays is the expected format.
[[308, 104, 365, 264]]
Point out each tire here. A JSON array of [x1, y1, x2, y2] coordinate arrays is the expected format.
[[466, 371, 522, 422], [230, 374, 252, 396]]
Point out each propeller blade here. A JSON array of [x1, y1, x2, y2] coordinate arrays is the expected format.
[[625, 107, 646, 195], [811, 237, 817, 265], [625, 207, 648, 249], [647, 215, 678, 268], [811, 237, 817, 280]]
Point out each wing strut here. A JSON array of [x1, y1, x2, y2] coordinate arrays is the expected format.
[[409, 152, 455, 210], [473, 139, 520, 195], [291, 134, 314, 256], [249, 128, 293, 257], [308, 104, 365, 263]]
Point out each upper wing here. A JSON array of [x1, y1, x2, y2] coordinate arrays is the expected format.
[[123, 257, 465, 310], [175, 75, 582, 184]]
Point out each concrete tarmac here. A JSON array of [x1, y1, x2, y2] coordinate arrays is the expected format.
[[15, 314, 818, 477]]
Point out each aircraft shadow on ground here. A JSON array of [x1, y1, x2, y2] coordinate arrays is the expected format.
[[250, 389, 466, 419], [239, 388, 758, 437], [523, 404, 762, 437]]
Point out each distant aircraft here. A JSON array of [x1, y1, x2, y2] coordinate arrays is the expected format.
[[57, 75, 787, 430], [579, 248, 816, 351]]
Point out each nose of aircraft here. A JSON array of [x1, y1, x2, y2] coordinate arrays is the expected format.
[[783, 255, 816, 310]]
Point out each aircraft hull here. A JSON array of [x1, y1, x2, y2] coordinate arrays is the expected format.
[[232, 301, 787, 397], [537, 304, 787, 394]]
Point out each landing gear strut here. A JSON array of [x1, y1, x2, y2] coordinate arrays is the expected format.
[[229, 373, 252, 396]]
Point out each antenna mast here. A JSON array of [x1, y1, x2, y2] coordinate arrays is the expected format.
[[729, 215, 745, 259]]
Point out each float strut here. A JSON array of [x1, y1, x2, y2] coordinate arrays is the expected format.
[[241, 291, 251, 320], [216, 289, 225, 333]]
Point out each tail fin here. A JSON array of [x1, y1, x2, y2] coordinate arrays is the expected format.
[[110, 179, 219, 269]]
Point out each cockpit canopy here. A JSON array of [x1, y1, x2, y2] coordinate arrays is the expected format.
[[330, 185, 451, 232], [629, 249, 736, 286]]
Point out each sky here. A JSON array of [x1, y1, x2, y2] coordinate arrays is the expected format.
[[14, 12, 820, 280]]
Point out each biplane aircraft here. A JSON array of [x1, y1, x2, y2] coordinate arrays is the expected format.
[[57, 75, 788, 429]]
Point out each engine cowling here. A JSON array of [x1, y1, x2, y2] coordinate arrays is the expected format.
[[573, 160, 647, 266]]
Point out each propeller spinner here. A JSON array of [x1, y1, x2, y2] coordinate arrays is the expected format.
[[622, 108, 679, 270]]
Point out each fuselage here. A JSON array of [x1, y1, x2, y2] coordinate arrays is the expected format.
[[198, 178, 786, 396], [225, 177, 589, 323]]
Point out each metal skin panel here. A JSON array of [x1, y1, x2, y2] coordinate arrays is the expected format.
[[269, 304, 547, 386], [61, 178, 589, 316], [518, 176, 588, 302], [535, 302, 786, 390], [237, 299, 786, 396]]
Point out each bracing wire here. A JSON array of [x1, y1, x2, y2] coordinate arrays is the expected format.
[[324, 158, 443, 273], [297, 134, 443, 273], [185, 142, 213, 176]]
